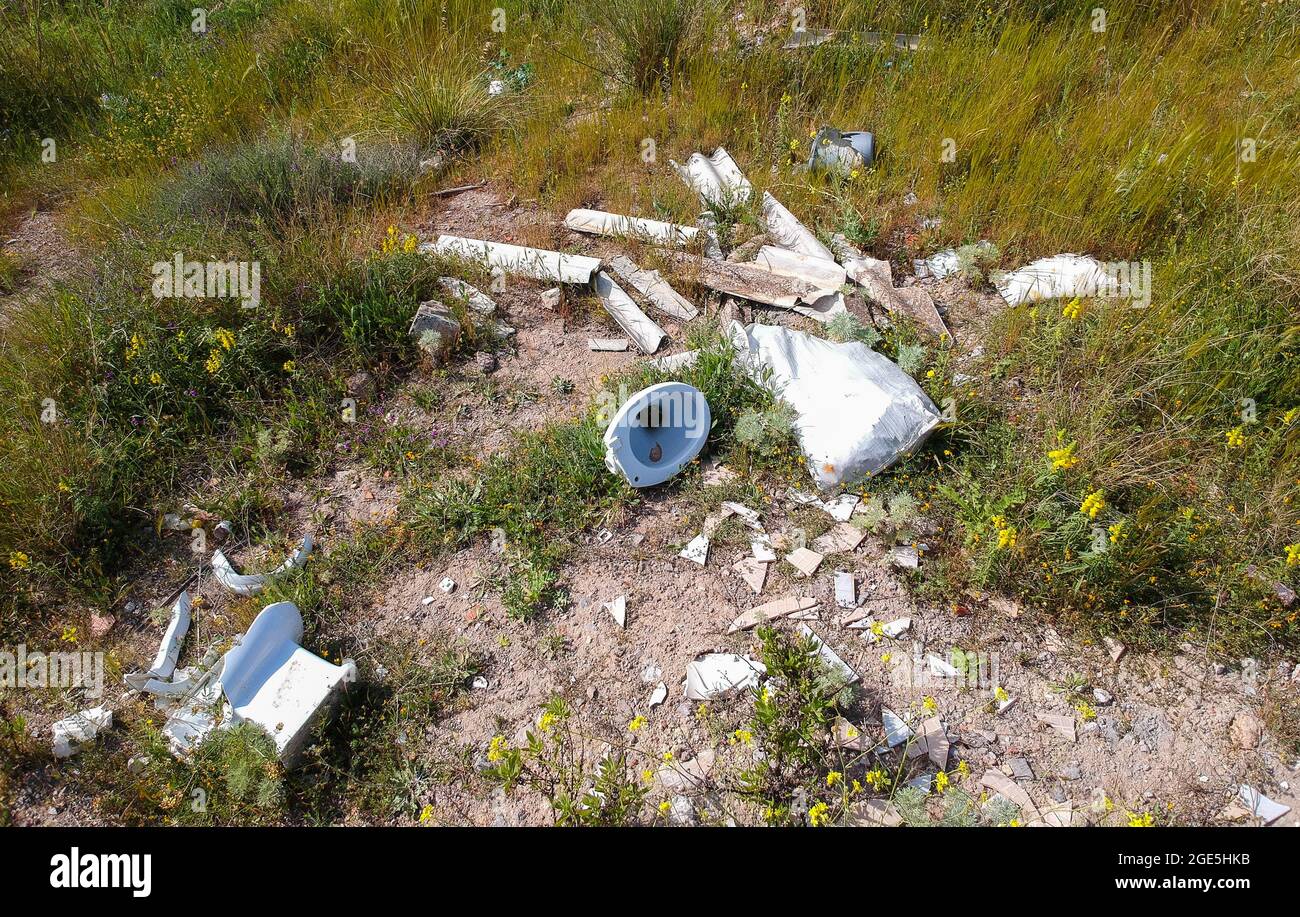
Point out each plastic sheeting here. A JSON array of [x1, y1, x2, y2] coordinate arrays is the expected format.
[[729, 322, 941, 490], [996, 254, 1107, 306]]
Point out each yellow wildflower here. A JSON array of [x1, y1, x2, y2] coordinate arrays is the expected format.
[[1079, 490, 1105, 519], [205, 349, 222, 374], [1286, 543, 1300, 567], [418, 804, 435, 825], [213, 327, 235, 351], [282, 360, 296, 373], [935, 771, 950, 793], [826, 770, 843, 788], [1046, 441, 1079, 470], [8, 551, 31, 571], [1225, 426, 1245, 448], [486, 735, 508, 762], [808, 802, 830, 826], [732, 728, 754, 745], [1126, 810, 1154, 827], [1061, 297, 1084, 320], [628, 715, 647, 733], [538, 711, 557, 732]]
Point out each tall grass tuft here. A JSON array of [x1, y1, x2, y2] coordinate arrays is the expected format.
[[381, 63, 513, 156], [580, 0, 715, 94]]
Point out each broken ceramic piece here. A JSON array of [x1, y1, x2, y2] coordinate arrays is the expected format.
[[798, 624, 858, 685], [1237, 784, 1291, 824], [785, 547, 824, 577], [732, 556, 769, 595], [751, 534, 777, 563], [212, 535, 313, 597], [835, 572, 856, 609], [882, 708, 913, 747], [51, 706, 112, 758], [604, 595, 627, 628], [812, 523, 866, 554], [727, 595, 818, 633], [684, 654, 766, 700], [822, 493, 860, 522], [679, 534, 710, 566], [219, 601, 358, 767], [437, 277, 497, 315], [124, 591, 192, 690]]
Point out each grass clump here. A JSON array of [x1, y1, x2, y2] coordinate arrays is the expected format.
[[580, 0, 716, 94], [168, 133, 418, 232], [382, 62, 513, 157]]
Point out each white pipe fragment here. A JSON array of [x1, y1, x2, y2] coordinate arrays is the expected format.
[[124, 591, 192, 690], [753, 245, 847, 289], [589, 338, 630, 352], [594, 270, 667, 354], [761, 192, 836, 261], [424, 235, 601, 285], [670, 148, 752, 207], [212, 535, 313, 597], [609, 255, 698, 321], [564, 209, 698, 246]]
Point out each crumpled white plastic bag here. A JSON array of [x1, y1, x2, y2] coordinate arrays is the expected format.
[[728, 322, 941, 490]]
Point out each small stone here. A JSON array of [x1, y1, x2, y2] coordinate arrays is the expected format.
[[1103, 636, 1126, 662], [1007, 757, 1034, 781], [439, 577, 456, 594], [1092, 688, 1114, 705], [1060, 763, 1082, 781], [540, 287, 563, 310], [476, 351, 499, 374], [1229, 713, 1262, 749], [409, 301, 461, 364], [888, 546, 919, 570], [668, 795, 697, 826], [89, 613, 115, 638]]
